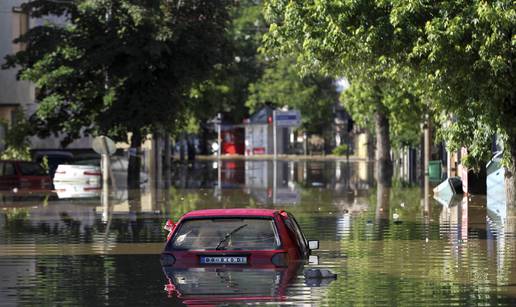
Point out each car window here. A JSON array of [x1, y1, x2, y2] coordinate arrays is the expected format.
[[4, 163, 16, 176], [283, 213, 309, 258], [18, 162, 47, 176], [170, 218, 280, 251]]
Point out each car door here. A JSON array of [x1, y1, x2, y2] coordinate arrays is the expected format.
[[283, 213, 310, 259]]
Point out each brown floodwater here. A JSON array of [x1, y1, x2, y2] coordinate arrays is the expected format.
[[0, 160, 515, 306]]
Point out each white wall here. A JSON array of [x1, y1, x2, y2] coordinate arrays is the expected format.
[[1, 1, 91, 149], [0, 0, 34, 111]]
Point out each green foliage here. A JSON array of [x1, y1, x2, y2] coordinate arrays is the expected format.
[[183, 0, 268, 125], [186, 0, 340, 137], [262, 0, 425, 157], [263, 0, 516, 170], [246, 56, 338, 134], [3, 0, 233, 145], [0, 110, 32, 160], [40, 155, 49, 172], [392, 0, 515, 166], [331, 144, 349, 156]]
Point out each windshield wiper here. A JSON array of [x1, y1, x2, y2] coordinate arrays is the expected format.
[[215, 224, 248, 250]]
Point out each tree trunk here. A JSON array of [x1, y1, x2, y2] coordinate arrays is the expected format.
[[375, 103, 393, 187], [506, 136, 516, 207], [199, 124, 209, 155], [128, 131, 142, 191], [163, 132, 171, 174], [375, 183, 390, 240]]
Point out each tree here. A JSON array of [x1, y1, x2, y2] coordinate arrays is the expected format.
[[390, 0, 515, 204], [3, 0, 233, 187], [0, 109, 32, 160], [262, 0, 425, 185], [246, 55, 338, 136], [341, 76, 423, 149]]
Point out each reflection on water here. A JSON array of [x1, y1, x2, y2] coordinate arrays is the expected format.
[[162, 264, 301, 305], [1, 160, 516, 306]]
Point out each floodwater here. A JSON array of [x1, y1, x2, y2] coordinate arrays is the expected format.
[[1, 160, 515, 306]]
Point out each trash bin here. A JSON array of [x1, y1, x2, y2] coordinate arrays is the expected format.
[[428, 160, 442, 181]]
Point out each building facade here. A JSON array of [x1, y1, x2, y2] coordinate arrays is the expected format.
[[0, 0, 91, 151]]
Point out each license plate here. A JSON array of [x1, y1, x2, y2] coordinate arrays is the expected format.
[[200, 256, 247, 264]]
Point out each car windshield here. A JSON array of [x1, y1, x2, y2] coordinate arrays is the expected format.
[[171, 218, 280, 250], [18, 162, 47, 176]]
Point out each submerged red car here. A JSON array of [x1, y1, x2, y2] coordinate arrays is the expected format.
[[160, 208, 319, 269]]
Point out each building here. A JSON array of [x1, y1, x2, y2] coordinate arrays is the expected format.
[[244, 106, 300, 156], [0, 0, 91, 151], [0, 0, 33, 150]]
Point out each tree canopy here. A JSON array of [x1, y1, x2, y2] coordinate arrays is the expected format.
[[3, 0, 233, 145], [262, 0, 425, 185], [392, 0, 515, 166], [246, 56, 338, 135], [263, 0, 515, 200]]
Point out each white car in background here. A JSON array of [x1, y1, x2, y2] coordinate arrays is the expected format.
[[53, 163, 102, 199], [53, 164, 102, 184], [53, 181, 101, 199]]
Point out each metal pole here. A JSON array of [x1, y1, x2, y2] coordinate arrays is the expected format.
[[424, 114, 431, 216], [101, 178, 110, 224], [101, 136, 110, 188], [101, 154, 109, 186], [447, 146, 452, 179], [217, 113, 222, 159], [273, 159, 277, 204], [273, 110, 277, 159]]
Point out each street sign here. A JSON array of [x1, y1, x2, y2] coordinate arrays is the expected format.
[[92, 136, 116, 156], [274, 110, 301, 127]]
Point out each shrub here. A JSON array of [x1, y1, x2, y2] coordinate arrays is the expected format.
[[332, 144, 349, 156]]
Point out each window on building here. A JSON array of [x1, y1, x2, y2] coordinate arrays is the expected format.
[[12, 7, 29, 53]]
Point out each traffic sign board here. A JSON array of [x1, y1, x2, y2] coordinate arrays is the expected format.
[[92, 136, 116, 156], [274, 110, 301, 127]]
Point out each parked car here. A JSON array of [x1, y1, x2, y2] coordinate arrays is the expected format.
[[160, 208, 319, 268], [0, 160, 53, 190], [53, 181, 101, 199], [53, 164, 102, 184]]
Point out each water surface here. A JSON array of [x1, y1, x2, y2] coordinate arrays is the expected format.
[[1, 160, 515, 306]]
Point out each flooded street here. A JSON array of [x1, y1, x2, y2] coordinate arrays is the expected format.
[[1, 160, 516, 306]]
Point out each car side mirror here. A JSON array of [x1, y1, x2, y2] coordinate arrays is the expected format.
[[308, 240, 319, 250], [164, 219, 175, 232]]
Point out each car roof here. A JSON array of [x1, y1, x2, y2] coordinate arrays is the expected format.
[[181, 208, 280, 220]]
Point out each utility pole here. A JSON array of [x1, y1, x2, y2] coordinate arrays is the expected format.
[[423, 114, 431, 216], [273, 110, 277, 159], [217, 113, 222, 159]]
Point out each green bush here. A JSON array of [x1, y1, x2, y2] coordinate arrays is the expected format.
[[0, 109, 32, 161], [332, 144, 349, 156]]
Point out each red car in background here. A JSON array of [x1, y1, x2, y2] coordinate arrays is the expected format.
[[0, 160, 53, 191]]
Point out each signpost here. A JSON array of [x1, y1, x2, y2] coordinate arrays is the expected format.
[[92, 135, 116, 225], [274, 110, 301, 127], [92, 136, 116, 187]]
